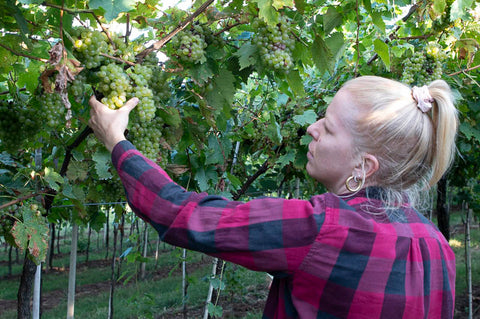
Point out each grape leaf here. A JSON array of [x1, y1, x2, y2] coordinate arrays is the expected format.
[[371, 11, 386, 33], [11, 207, 49, 264], [89, 0, 136, 22], [373, 39, 390, 69], [255, 0, 279, 26], [324, 7, 342, 35], [460, 122, 480, 142], [311, 36, 333, 74], [286, 70, 305, 97], [450, 0, 473, 20], [205, 135, 225, 165], [272, 0, 294, 10], [44, 167, 64, 191], [300, 135, 312, 146], [276, 150, 296, 168], [235, 43, 257, 70], [66, 161, 88, 182], [92, 148, 113, 180], [433, 0, 446, 15], [326, 32, 345, 61], [293, 110, 317, 126], [206, 69, 236, 113]]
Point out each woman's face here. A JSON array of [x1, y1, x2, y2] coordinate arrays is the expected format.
[[306, 88, 359, 194]]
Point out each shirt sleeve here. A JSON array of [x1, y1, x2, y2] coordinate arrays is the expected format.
[[112, 140, 325, 273]]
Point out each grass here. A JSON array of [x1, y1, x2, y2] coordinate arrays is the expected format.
[[0, 211, 478, 318], [0, 227, 268, 319]]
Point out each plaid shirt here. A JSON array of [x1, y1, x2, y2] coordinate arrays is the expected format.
[[112, 140, 455, 319]]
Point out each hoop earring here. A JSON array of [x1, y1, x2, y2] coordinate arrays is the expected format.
[[345, 175, 364, 193]]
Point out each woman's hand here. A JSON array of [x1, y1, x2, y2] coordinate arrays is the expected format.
[[88, 96, 139, 152]]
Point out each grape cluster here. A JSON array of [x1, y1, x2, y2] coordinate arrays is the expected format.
[[42, 93, 65, 128], [169, 26, 208, 64], [401, 43, 447, 85], [129, 116, 165, 162], [70, 72, 88, 102], [97, 63, 132, 109], [73, 30, 109, 69], [68, 28, 176, 163], [0, 100, 40, 152], [252, 16, 295, 71], [149, 67, 171, 104]]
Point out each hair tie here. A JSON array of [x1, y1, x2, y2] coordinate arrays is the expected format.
[[412, 86, 434, 113]]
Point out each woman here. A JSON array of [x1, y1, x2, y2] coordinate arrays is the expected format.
[[89, 76, 457, 318]]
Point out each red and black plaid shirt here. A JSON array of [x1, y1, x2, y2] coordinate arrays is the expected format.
[[113, 140, 455, 318]]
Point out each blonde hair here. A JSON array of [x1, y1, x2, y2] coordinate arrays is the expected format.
[[342, 76, 458, 208]]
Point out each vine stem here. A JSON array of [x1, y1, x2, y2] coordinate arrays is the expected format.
[[0, 191, 49, 211], [136, 0, 214, 61], [448, 64, 480, 76], [366, 3, 418, 65], [0, 43, 48, 62]]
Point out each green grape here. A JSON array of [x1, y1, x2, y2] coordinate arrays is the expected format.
[[401, 44, 446, 86], [149, 67, 171, 104], [97, 63, 132, 109], [129, 116, 165, 162], [252, 16, 295, 71], [73, 29, 109, 69], [169, 26, 208, 64], [0, 100, 40, 152], [70, 72, 88, 102], [43, 92, 65, 128], [143, 51, 160, 66]]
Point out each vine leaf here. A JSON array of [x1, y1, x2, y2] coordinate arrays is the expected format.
[[89, 0, 137, 22], [450, 0, 473, 21], [92, 148, 113, 180], [293, 109, 317, 126], [311, 36, 333, 74], [235, 43, 257, 70], [373, 38, 390, 70], [11, 206, 49, 265], [254, 0, 279, 26], [44, 167, 64, 191]]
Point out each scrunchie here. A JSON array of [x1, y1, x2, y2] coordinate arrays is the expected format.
[[412, 86, 434, 113]]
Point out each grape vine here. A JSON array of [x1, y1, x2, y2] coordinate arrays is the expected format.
[[252, 16, 295, 71], [401, 42, 447, 85]]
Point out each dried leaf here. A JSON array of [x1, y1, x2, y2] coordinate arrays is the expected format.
[[48, 42, 63, 65]]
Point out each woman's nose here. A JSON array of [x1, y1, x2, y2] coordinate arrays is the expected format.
[[307, 120, 321, 140]]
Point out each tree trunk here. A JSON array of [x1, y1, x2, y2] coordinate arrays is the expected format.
[[155, 234, 161, 268], [17, 252, 36, 319], [56, 225, 61, 254], [117, 214, 125, 279], [436, 177, 450, 241], [108, 224, 118, 319], [67, 222, 78, 319], [182, 249, 189, 319], [86, 223, 91, 263], [105, 210, 110, 259], [32, 264, 42, 319], [141, 221, 148, 279], [48, 223, 55, 271], [465, 205, 473, 319], [8, 245, 13, 276]]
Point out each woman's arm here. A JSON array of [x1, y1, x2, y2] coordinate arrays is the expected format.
[[112, 140, 325, 273]]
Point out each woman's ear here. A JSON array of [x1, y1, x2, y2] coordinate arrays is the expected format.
[[352, 154, 379, 179]]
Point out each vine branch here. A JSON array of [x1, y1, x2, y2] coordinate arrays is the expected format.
[[232, 160, 270, 200], [367, 3, 419, 65], [136, 0, 214, 61], [0, 191, 50, 211], [0, 43, 48, 62], [44, 126, 93, 211], [448, 64, 480, 76]]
